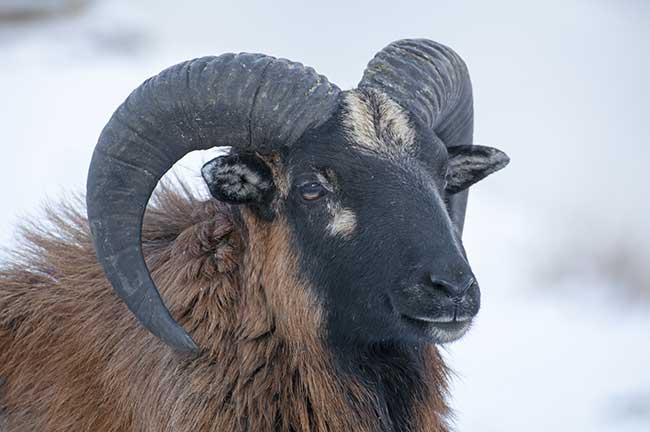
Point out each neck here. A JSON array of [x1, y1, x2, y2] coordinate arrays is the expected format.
[[192, 318, 449, 431], [331, 341, 450, 431]]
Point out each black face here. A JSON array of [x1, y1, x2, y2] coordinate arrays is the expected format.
[[280, 120, 480, 347], [201, 101, 509, 348]]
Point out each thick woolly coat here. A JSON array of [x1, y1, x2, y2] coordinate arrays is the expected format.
[[0, 186, 449, 432]]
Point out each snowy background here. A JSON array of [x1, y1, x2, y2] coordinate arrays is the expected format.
[[1, 0, 649, 430]]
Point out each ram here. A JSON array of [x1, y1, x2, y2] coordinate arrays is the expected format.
[[0, 39, 508, 431]]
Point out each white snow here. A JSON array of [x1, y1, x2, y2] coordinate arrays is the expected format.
[[1, 1, 649, 430]]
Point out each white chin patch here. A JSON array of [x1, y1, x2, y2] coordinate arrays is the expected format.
[[429, 320, 472, 344], [327, 206, 357, 239]]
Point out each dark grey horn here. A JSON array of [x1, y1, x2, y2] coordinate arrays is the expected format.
[[358, 39, 474, 232], [87, 53, 340, 353]]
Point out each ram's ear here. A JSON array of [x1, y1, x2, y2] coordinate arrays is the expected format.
[[446, 145, 510, 194], [201, 153, 276, 216]]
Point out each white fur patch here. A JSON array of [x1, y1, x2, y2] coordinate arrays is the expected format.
[[342, 89, 416, 159], [327, 205, 357, 239]]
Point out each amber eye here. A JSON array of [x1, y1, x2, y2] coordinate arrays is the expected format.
[[299, 182, 328, 201]]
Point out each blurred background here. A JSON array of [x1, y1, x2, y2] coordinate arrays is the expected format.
[[1, 0, 648, 430]]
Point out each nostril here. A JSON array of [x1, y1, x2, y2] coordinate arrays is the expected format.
[[428, 275, 475, 297]]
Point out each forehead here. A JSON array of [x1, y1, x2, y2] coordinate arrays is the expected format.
[[289, 88, 447, 172], [342, 89, 416, 160]]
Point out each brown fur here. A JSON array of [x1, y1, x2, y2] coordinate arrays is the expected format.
[[0, 184, 449, 431]]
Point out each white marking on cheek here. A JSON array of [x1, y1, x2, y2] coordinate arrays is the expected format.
[[328, 207, 357, 239]]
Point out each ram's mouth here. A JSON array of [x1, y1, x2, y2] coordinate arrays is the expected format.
[[400, 314, 473, 344]]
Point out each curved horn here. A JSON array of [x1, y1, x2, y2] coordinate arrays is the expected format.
[[87, 53, 340, 353], [358, 39, 473, 231]]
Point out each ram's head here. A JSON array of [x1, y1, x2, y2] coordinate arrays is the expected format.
[[87, 39, 508, 353]]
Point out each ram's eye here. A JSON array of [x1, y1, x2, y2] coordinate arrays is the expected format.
[[299, 182, 328, 201]]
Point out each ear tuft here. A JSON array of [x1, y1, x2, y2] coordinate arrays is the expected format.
[[201, 153, 275, 205], [446, 145, 509, 194]]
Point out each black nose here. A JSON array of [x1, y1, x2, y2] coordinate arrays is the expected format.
[[428, 275, 475, 297]]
